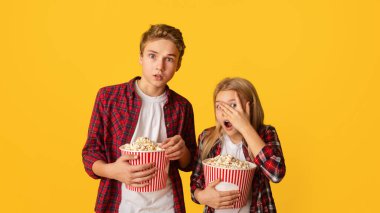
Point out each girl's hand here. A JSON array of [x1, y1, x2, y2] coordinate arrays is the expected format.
[[111, 155, 157, 187], [218, 91, 251, 133], [196, 179, 240, 209]]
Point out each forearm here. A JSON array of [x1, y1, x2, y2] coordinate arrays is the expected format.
[[240, 125, 266, 157], [194, 188, 205, 204], [92, 160, 115, 179], [178, 146, 191, 168], [247, 126, 286, 183]]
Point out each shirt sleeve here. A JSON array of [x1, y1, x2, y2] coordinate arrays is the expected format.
[[253, 126, 286, 183], [190, 131, 208, 204], [178, 102, 197, 172], [82, 88, 107, 179]]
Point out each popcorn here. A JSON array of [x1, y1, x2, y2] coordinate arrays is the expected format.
[[203, 154, 251, 169], [119, 137, 168, 192], [123, 137, 163, 151], [202, 155, 257, 208]]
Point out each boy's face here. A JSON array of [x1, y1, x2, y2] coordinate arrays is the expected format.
[[139, 39, 180, 91]]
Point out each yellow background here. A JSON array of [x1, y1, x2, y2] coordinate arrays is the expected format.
[[1, 0, 379, 212]]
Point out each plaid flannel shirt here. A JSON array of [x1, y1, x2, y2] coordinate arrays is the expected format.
[[82, 77, 197, 213], [190, 125, 286, 213]]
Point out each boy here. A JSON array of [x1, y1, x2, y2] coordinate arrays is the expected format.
[[82, 24, 197, 213]]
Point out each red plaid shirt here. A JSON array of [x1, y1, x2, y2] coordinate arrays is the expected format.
[[190, 125, 286, 213], [82, 77, 197, 213]]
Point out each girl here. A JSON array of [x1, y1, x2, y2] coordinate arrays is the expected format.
[[190, 77, 286, 213]]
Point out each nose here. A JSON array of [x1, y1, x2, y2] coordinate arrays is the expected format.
[[155, 58, 165, 71]]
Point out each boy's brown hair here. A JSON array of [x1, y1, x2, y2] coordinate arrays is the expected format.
[[140, 24, 186, 68]]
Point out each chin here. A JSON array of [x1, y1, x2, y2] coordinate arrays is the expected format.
[[149, 80, 165, 87], [222, 128, 238, 137]]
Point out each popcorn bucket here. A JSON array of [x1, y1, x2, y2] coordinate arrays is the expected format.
[[202, 161, 256, 208], [120, 146, 169, 192]]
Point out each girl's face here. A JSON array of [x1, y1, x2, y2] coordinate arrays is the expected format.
[[215, 90, 242, 139]]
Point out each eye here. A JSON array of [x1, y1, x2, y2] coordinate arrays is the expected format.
[[166, 57, 174, 62], [230, 103, 237, 108], [148, 54, 155, 59]]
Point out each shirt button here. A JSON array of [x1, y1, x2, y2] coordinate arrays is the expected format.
[[166, 123, 169, 127]]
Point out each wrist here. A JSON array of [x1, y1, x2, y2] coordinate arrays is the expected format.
[[194, 189, 204, 204], [93, 160, 114, 179], [178, 146, 190, 168], [107, 162, 119, 180], [240, 124, 255, 137]]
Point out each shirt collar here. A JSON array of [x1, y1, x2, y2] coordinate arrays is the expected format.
[[127, 76, 173, 104]]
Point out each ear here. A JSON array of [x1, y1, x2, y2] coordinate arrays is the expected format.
[[139, 54, 143, 65], [245, 101, 251, 117], [176, 61, 181, 71]]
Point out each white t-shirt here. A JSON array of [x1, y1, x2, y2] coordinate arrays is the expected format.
[[118, 81, 174, 213], [215, 134, 252, 213]]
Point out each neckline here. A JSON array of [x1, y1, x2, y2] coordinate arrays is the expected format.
[[135, 81, 167, 103]]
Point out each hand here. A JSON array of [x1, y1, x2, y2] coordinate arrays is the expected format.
[[111, 154, 157, 187], [196, 178, 240, 209], [218, 91, 251, 133], [160, 135, 188, 161]]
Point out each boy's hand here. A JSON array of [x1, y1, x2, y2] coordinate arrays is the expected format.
[[111, 155, 157, 187], [195, 178, 240, 209], [160, 135, 188, 161]]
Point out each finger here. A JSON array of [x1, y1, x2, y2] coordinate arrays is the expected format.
[[131, 166, 157, 179], [160, 138, 170, 145], [218, 192, 240, 202], [160, 138, 176, 149], [119, 154, 138, 161], [218, 205, 234, 209], [169, 138, 184, 151], [132, 170, 157, 182], [159, 137, 171, 148], [129, 162, 155, 172], [129, 182, 150, 188], [234, 91, 244, 111], [218, 199, 237, 207], [165, 147, 180, 156], [166, 156, 180, 161], [208, 178, 222, 188], [217, 203, 235, 209], [219, 190, 240, 197], [162, 135, 182, 149], [219, 103, 234, 115], [165, 142, 183, 156], [166, 150, 182, 160]]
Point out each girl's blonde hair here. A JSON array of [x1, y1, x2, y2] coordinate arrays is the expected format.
[[201, 77, 265, 160]]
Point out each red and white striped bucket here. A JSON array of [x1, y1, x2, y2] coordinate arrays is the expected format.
[[120, 147, 169, 192], [202, 161, 256, 208]]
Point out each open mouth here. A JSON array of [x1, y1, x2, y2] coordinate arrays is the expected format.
[[224, 120, 232, 128], [153, 74, 163, 80]]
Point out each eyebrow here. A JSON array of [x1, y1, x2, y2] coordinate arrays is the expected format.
[[146, 50, 177, 57], [215, 99, 236, 103], [167, 54, 177, 57], [146, 50, 157, 53]]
